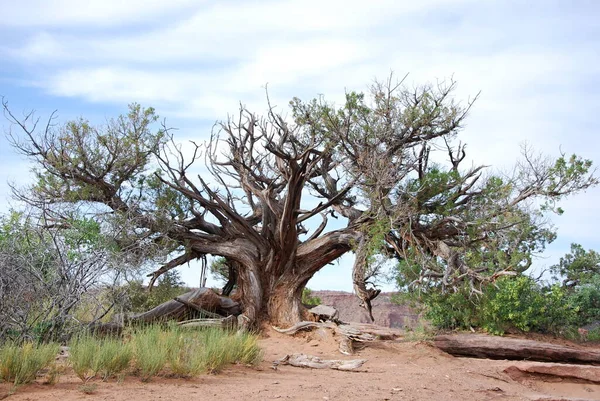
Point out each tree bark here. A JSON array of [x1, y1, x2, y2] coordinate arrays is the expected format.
[[231, 229, 359, 329]]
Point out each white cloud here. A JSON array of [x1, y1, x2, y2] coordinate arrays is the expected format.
[[0, 0, 202, 28]]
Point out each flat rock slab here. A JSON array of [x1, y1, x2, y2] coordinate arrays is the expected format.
[[504, 362, 600, 383], [435, 334, 600, 364]]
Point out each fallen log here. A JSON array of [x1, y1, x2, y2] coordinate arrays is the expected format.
[[128, 287, 241, 324], [173, 296, 223, 318], [435, 334, 600, 365], [272, 354, 366, 371]]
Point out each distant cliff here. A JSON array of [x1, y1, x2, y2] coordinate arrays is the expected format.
[[312, 290, 421, 329]]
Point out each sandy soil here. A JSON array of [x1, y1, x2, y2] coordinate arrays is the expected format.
[[2, 329, 599, 401]]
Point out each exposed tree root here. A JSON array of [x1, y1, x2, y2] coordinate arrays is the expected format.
[[273, 319, 404, 355]]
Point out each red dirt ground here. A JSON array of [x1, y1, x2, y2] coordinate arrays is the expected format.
[[2, 329, 599, 401]]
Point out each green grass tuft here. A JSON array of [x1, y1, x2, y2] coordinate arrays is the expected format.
[[69, 334, 132, 381], [0, 342, 58, 386]]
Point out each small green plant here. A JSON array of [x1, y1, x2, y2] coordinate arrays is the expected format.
[[166, 332, 204, 377], [0, 342, 58, 386], [78, 383, 98, 394], [402, 322, 434, 342], [588, 327, 600, 342]]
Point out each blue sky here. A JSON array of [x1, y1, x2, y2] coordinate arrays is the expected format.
[[1, 0, 599, 291]]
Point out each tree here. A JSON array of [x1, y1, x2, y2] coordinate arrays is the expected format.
[[0, 211, 121, 342], [551, 243, 600, 287], [3, 77, 597, 328], [551, 244, 600, 326]]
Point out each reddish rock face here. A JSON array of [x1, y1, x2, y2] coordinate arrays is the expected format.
[[312, 291, 421, 329]]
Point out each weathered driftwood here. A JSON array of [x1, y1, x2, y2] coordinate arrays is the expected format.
[[274, 321, 400, 341], [435, 334, 600, 365], [273, 320, 403, 355], [273, 353, 366, 371], [504, 362, 600, 383], [178, 315, 237, 330], [128, 287, 241, 324]]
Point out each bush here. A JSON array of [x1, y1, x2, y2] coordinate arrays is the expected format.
[[419, 287, 481, 330], [0, 342, 58, 385], [417, 275, 578, 336], [568, 275, 600, 326], [588, 327, 600, 342], [302, 288, 321, 306], [482, 276, 576, 335], [93, 338, 133, 380]]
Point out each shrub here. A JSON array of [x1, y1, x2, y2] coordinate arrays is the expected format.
[[568, 276, 600, 326], [419, 287, 481, 330], [302, 288, 321, 306], [228, 331, 263, 366], [93, 338, 133, 380], [69, 335, 98, 381], [165, 326, 262, 376], [0, 342, 58, 385], [123, 271, 188, 313], [193, 328, 262, 373], [69, 334, 132, 381], [416, 275, 578, 336], [588, 327, 600, 342], [131, 325, 170, 381], [482, 276, 576, 335]]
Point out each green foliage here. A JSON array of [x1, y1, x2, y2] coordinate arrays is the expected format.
[[193, 328, 262, 374], [0, 342, 58, 386], [481, 276, 576, 335], [31, 104, 165, 207], [588, 327, 600, 342], [412, 275, 578, 336], [124, 270, 188, 313], [551, 243, 600, 287], [302, 288, 321, 306], [566, 275, 600, 326], [210, 257, 230, 284], [414, 287, 482, 330]]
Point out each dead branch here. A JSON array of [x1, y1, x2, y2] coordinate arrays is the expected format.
[[272, 354, 366, 371]]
